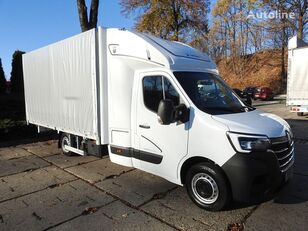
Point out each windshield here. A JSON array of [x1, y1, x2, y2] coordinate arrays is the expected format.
[[174, 72, 254, 115]]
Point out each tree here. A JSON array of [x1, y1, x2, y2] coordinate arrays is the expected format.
[[10, 50, 25, 94], [208, 0, 262, 76], [121, 0, 211, 42], [263, 0, 308, 40], [77, 0, 99, 32], [210, 0, 265, 58], [0, 58, 6, 94], [258, 0, 308, 77]]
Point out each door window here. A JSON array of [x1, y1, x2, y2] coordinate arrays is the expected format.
[[143, 76, 180, 112], [164, 77, 180, 106]]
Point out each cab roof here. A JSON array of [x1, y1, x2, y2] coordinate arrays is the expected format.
[[105, 27, 218, 73]]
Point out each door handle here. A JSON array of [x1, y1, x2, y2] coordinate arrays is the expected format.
[[139, 124, 151, 129]]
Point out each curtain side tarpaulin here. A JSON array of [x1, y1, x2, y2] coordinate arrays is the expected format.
[[23, 29, 98, 139]]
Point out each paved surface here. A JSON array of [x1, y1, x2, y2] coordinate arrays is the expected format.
[[0, 103, 308, 231]]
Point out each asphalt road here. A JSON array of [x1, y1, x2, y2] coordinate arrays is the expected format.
[[0, 102, 307, 231]]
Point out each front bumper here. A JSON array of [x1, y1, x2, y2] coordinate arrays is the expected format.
[[222, 148, 294, 203]]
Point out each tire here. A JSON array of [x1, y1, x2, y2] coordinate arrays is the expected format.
[[185, 162, 231, 211], [297, 112, 304, 117], [60, 133, 75, 156]]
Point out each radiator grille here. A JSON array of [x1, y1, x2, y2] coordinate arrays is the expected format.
[[270, 135, 294, 172]]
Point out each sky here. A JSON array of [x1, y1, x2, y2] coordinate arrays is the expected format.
[[0, 0, 135, 79], [0, 0, 217, 80]]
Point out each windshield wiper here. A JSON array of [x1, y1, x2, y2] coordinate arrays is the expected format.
[[203, 107, 238, 112]]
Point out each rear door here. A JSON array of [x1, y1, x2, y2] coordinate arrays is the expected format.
[[135, 72, 189, 183]]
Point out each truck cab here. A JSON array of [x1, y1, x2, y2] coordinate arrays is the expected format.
[[104, 29, 295, 211]]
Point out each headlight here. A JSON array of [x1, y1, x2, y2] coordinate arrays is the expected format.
[[227, 132, 270, 153]]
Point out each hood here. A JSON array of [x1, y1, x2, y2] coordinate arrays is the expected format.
[[212, 109, 290, 138]]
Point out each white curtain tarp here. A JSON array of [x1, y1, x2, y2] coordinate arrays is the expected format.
[[288, 48, 308, 101], [23, 29, 98, 140]]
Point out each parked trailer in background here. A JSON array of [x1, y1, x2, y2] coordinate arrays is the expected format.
[[23, 27, 294, 211], [287, 36, 308, 116]]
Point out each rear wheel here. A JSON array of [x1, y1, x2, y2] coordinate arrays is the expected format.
[[297, 112, 304, 117], [185, 162, 231, 211], [60, 133, 75, 156]]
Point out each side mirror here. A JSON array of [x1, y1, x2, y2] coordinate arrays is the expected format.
[[245, 97, 252, 106], [242, 94, 252, 106], [175, 104, 190, 123], [157, 99, 175, 125]]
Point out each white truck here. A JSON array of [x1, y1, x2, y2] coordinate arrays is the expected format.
[[23, 27, 294, 211], [287, 36, 308, 116]]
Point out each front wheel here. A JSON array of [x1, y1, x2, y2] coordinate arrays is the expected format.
[[185, 162, 231, 211]]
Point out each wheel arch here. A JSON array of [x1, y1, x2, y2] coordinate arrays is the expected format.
[[180, 156, 231, 187], [180, 156, 215, 184]]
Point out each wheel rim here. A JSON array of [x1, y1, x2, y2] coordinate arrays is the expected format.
[[191, 173, 219, 204], [61, 136, 70, 153]]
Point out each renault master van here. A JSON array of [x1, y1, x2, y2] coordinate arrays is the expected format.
[[23, 27, 294, 211]]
